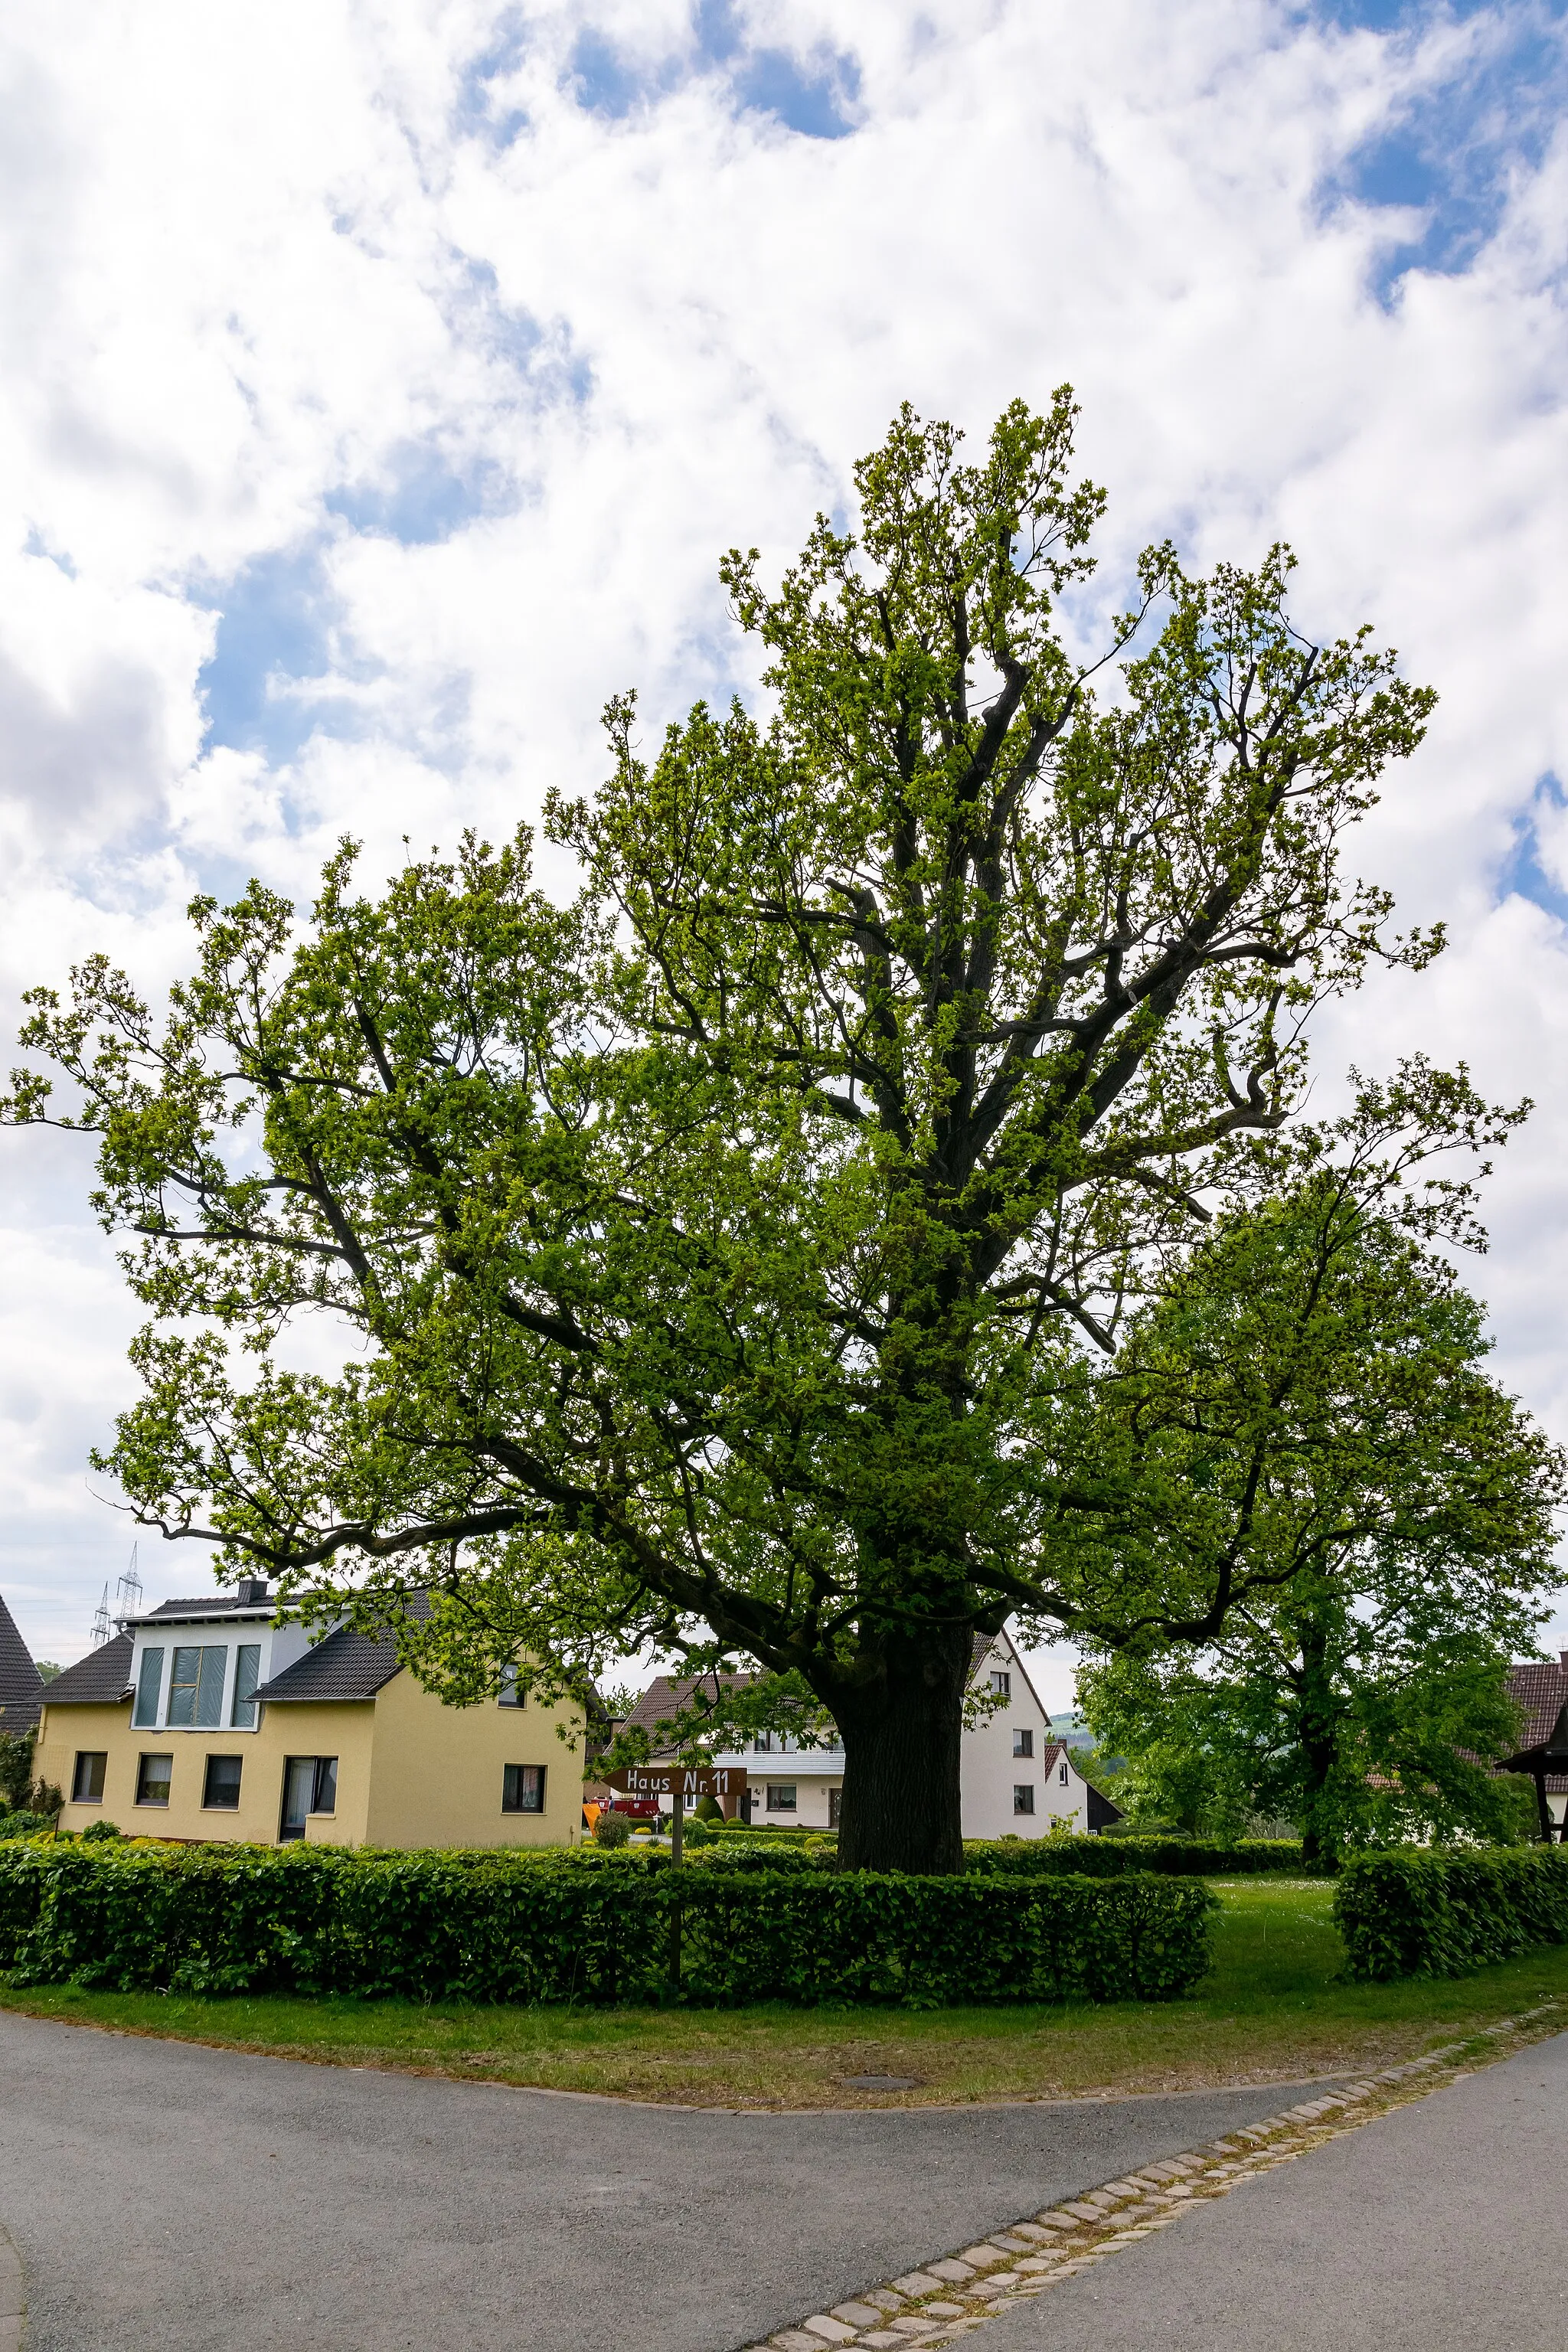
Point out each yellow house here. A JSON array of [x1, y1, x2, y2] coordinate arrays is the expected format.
[[34, 1581, 584, 1850]]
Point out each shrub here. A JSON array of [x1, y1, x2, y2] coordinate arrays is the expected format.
[[1334, 1847, 1568, 1981], [591, 1811, 632, 1849], [80, 1820, 125, 1844], [0, 1813, 55, 1843], [0, 1842, 1217, 2007], [965, 1835, 1305, 1877]]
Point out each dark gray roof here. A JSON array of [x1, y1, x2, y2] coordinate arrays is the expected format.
[[255, 1623, 406, 1704], [38, 1632, 134, 1709], [0, 1590, 45, 1733], [134, 1596, 273, 1625]]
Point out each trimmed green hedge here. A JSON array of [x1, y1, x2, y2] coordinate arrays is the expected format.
[[1334, 1847, 1568, 1981], [965, 1835, 1305, 1877], [0, 1841, 1216, 2007]]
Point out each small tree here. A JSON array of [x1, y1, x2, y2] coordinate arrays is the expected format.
[[5, 394, 1450, 1872], [1076, 1138, 1563, 1863]]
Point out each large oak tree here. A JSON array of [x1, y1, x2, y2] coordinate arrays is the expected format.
[[7, 394, 1452, 1870]]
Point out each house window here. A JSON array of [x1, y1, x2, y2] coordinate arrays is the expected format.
[[72, 1751, 106, 1804], [1013, 1727, 1034, 1758], [1014, 1784, 1035, 1815], [230, 1644, 261, 1730], [498, 1664, 526, 1708], [501, 1763, 546, 1814], [168, 1645, 227, 1729], [766, 1784, 797, 1811], [1060, 1761, 1070, 1786], [279, 1756, 338, 1841], [202, 1755, 243, 1811], [988, 1671, 1011, 1698], [136, 1753, 173, 1808], [828, 1787, 842, 1828], [753, 1732, 775, 1753], [132, 1647, 165, 1728]]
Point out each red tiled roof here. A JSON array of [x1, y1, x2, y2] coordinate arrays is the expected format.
[[1501, 1658, 1568, 1794], [620, 1671, 754, 1753]]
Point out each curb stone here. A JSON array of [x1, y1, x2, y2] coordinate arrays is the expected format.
[[0, 2220, 24, 2352], [735, 2001, 1564, 2352]]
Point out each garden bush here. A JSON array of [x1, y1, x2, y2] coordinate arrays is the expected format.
[[0, 1841, 1217, 2007], [965, 1835, 1305, 1877], [1334, 1847, 1568, 1981]]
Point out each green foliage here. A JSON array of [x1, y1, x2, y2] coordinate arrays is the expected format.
[[591, 1811, 632, 1848], [1076, 1161, 1561, 1863], [965, 1835, 1305, 1876], [3, 392, 1454, 1872], [0, 1732, 36, 1815], [1334, 1848, 1568, 1981], [80, 1820, 125, 1844], [0, 1842, 1216, 2007]]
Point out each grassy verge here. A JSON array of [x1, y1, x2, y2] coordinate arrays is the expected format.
[[1, 1879, 1563, 2109]]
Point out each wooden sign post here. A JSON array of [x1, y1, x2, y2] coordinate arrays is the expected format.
[[603, 1764, 749, 1860]]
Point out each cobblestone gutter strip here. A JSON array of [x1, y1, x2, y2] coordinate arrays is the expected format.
[[0, 2219, 25, 2352], [738, 2001, 1565, 2352]]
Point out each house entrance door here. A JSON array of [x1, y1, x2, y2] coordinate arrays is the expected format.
[[279, 1756, 315, 1842]]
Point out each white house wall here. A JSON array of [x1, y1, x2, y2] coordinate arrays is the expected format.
[[962, 1633, 1085, 1839], [712, 1630, 1094, 1840]]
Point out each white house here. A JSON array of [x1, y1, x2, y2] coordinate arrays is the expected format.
[[667, 1628, 1111, 1839]]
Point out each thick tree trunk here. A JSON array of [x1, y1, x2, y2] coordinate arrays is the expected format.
[[1294, 1619, 1340, 1869], [831, 1624, 972, 1874]]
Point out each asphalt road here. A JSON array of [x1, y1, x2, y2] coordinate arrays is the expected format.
[[0, 2010, 1336, 2352], [986, 2027, 1568, 2352]]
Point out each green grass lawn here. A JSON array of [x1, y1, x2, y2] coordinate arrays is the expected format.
[[1, 1879, 1563, 2109]]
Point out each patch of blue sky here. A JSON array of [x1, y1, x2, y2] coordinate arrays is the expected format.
[[194, 542, 367, 767], [453, 10, 529, 149], [325, 442, 513, 546], [22, 524, 74, 577], [694, 0, 861, 136], [1313, 0, 1568, 296], [568, 4, 860, 139], [440, 255, 593, 407], [1498, 776, 1568, 924]]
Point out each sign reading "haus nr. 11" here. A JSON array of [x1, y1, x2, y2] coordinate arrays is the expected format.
[[602, 1764, 748, 1801]]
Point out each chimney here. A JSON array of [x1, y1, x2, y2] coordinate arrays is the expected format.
[[237, 1578, 270, 1608], [1560, 1651, 1568, 1674]]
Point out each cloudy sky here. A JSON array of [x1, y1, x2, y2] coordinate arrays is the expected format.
[[2, 0, 1566, 1702]]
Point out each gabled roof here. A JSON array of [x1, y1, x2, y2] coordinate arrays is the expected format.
[[253, 1593, 432, 1704], [622, 1670, 753, 1753], [1502, 1658, 1568, 1794], [971, 1627, 1054, 1729], [254, 1623, 403, 1704], [38, 1632, 134, 1709], [0, 1591, 45, 1733]]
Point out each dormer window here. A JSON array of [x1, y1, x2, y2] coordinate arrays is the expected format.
[[231, 1645, 261, 1730], [132, 1647, 164, 1729], [168, 1645, 227, 1729]]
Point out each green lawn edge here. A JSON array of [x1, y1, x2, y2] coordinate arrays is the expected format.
[[2, 1880, 1565, 2109]]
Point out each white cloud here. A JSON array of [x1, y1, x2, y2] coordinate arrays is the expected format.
[[2, 0, 1567, 1669]]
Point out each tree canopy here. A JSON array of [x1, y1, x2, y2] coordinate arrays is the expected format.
[[5, 392, 1464, 1870], [1075, 1140, 1564, 1860]]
